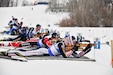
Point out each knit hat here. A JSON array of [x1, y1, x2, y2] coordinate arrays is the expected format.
[[36, 24, 41, 27]]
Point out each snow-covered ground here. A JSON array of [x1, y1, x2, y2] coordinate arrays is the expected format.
[[0, 60, 113, 75], [0, 5, 113, 75], [0, 5, 68, 30]]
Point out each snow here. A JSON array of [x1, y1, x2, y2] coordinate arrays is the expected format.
[[0, 5, 68, 30], [0, 5, 113, 75], [0, 60, 113, 75]]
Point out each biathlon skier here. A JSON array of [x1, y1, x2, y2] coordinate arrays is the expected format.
[[7, 36, 75, 57], [32, 24, 42, 39], [5, 18, 20, 35], [4, 27, 27, 41], [7, 36, 92, 58], [25, 32, 59, 48]]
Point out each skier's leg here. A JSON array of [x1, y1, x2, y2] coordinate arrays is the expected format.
[[24, 48, 48, 56], [8, 48, 48, 57], [8, 50, 26, 57]]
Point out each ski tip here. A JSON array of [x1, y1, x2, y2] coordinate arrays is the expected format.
[[20, 59, 28, 62], [11, 56, 28, 62], [12, 58, 28, 62], [92, 59, 96, 62]]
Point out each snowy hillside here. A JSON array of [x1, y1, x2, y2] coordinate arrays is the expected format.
[[0, 5, 68, 30], [0, 5, 113, 75]]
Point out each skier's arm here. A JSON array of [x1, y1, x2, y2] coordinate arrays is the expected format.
[[58, 42, 67, 58]]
